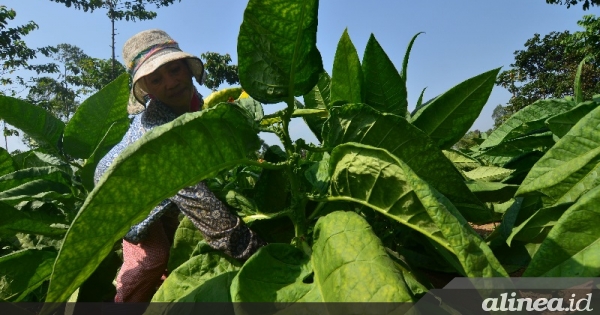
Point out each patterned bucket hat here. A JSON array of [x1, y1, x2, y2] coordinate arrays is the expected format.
[[123, 29, 205, 114]]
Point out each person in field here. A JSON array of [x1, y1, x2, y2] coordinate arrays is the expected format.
[[94, 29, 265, 302]]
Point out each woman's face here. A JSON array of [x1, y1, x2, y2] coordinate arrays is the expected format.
[[142, 59, 194, 115]]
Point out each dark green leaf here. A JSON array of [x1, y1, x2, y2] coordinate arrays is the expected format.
[[0, 201, 67, 237], [331, 29, 363, 104], [480, 99, 576, 149], [401, 32, 423, 83], [237, 0, 322, 103], [0, 148, 16, 176], [545, 100, 600, 138], [362, 34, 407, 116], [0, 249, 57, 301], [506, 202, 573, 246], [524, 185, 600, 277]]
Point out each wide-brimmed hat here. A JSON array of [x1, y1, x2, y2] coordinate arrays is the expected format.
[[123, 29, 205, 114]]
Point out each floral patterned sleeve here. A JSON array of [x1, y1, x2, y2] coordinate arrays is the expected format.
[[170, 182, 266, 260]]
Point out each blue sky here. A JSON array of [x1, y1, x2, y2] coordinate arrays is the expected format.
[[2, 0, 594, 151]]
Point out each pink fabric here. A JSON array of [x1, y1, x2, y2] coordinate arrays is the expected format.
[[115, 213, 179, 302]]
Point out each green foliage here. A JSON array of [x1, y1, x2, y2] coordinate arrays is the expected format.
[[411, 67, 500, 149], [201, 52, 239, 92], [545, 0, 600, 10], [495, 15, 600, 126], [6, 0, 600, 306], [48, 0, 182, 21]]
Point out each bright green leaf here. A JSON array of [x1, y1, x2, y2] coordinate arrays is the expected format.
[[410, 68, 501, 149], [327, 143, 507, 277], [153, 245, 240, 302], [479, 99, 576, 149], [362, 34, 407, 116], [62, 73, 129, 159], [464, 166, 514, 182], [324, 103, 491, 223], [516, 105, 600, 206]]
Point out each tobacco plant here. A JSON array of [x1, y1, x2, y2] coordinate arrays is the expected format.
[[1, 0, 600, 310]]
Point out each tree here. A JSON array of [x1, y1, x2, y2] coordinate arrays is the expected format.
[[494, 15, 600, 125], [49, 0, 183, 79], [22, 43, 125, 148], [0, 6, 56, 151], [201, 52, 239, 91], [545, 0, 600, 10]]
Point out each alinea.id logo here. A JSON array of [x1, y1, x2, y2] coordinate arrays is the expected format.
[[482, 292, 593, 312]]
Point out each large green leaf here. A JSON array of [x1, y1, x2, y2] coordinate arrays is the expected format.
[[479, 99, 576, 149], [327, 143, 507, 277], [232, 211, 414, 303], [0, 96, 65, 152], [524, 185, 600, 277], [167, 216, 204, 272], [324, 103, 490, 223], [62, 73, 129, 159], [477, 131, 555, 157], [362, 34, 407, 116], [545, 100, 600, 138], [0, 167, 72, 192], [153, 243, 241, 302], [44, 104, 260, 304], [410, 68, 500, 149], [237, 0, 322, 103], [516, 105, 600, 206], [331, 29, 363, 105], [0, 249, 57, 301]]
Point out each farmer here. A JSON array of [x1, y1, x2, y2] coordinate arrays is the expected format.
[[94, 29, 265, 302]]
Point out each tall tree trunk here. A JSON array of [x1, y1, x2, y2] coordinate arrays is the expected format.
[[109, 0, 116, 80]]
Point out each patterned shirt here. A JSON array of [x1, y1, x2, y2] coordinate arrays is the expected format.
[[94, 93, 265, 260]]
